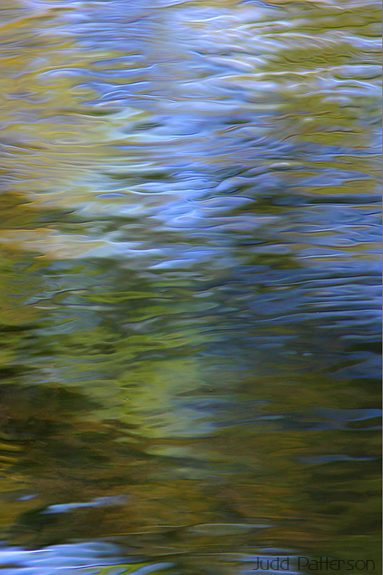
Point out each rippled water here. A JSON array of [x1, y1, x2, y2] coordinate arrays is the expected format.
[[0, 0, 381, 573]]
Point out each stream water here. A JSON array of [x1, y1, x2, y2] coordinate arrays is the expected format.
[[0, 1, 381, 574]]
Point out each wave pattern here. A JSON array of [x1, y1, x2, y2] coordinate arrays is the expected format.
[[0, 0, 381, 573]]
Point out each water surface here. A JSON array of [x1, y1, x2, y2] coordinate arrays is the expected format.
[[0, 0, 381, 573]]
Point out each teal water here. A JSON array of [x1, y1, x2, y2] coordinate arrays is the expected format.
[[0, 1, 381, 573]]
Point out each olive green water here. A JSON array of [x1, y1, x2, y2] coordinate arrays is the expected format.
[[0, 1, 381, 574]]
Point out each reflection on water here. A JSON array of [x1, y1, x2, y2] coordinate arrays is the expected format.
[[0, 0, 381, 573]]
